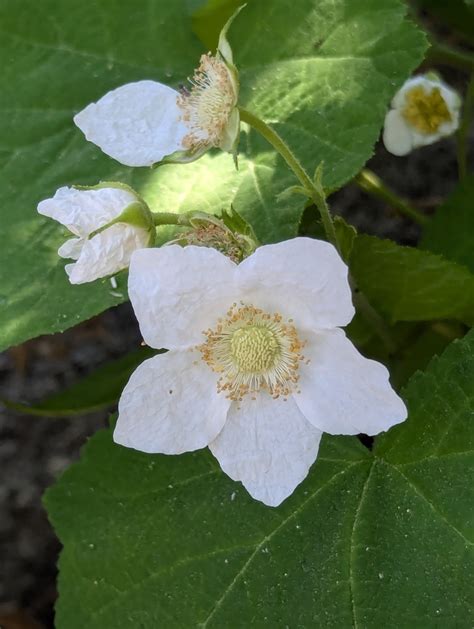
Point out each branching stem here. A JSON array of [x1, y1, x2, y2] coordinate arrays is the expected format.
[[238, 107, 339, 250]]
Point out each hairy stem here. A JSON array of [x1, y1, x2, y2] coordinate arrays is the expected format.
[[151, 212, 192, 227], [427, 41, 474, 73], [238, 107, 339, 249], [354, 169, 429, 226]]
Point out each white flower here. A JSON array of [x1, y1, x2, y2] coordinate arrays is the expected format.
[[383, 75, 461, 156], [114, 238, 407, 507], [73, 12, 241, 167], [38, 184, 154, 284]]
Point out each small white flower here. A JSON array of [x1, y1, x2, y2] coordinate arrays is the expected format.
[[74, 12, 241, 167], [114, 238, 407, 507], [38, 184, 154, 284], [383, 75, 461, 156]]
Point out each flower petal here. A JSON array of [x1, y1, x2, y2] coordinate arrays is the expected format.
[[57, 237, 83, 260], [383, 109, 413, 156], [74, 81, 188, 167], [68, 223, 150, 284], [392, 76, 426, 108], [295, 329, 407, 435], [209, 394, 322, 507], [37, 186, 136, 237], [236, 237, 354, 330], [114, 351, 230, 454], [128, 246, 238, 350]]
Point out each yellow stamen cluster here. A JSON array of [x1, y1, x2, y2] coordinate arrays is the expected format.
[[402, 86, 452, 134], [178, 223, 247, 263], [177, 53, 236, 151], [198, 304, 305, 401]]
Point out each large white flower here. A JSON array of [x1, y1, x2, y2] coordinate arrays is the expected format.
[[383, 74, 461, 156], [38, 184, 154, 284], [74, 12, 241, 167], [114, 238, 407, 507]]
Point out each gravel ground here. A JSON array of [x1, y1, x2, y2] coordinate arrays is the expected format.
[[0, 86, 471, 628]]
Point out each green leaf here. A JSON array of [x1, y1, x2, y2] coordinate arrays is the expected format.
[[235, 0, 427, 190], [46, 330, 474, 627], [349, 234, 474, 326], [420, 177, 474, 273], [0, 0, 426, 351], [192, 0, 243, 50], [2, 347, 157, 417]]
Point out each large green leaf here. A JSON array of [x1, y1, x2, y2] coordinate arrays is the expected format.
[[0, 0, 426, 351], [420, 177, 474, 273], [46, 330, 474, 627], [349, 234, 474, 325], [233, 0, 427, 189]]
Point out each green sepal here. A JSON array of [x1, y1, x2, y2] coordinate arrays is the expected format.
[[424, 70, 443, 83], [171, 206, 259, 259], [77, 182, 155, 245], [220, 205, 259, 246], [154, 144, 209, 167], [217, 4, 246, 74]]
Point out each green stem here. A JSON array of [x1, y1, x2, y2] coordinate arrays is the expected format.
[[238, 108, 399, 350], [457, 73, 474, 181], [354, 169, 429, 226], [427, 41, 474, 73], [238, 107, 339, 249], [351, 284, 398, 355], [151, 212, 192, 227]]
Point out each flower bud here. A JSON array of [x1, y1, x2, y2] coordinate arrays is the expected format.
[[37, 182, 154, 284]]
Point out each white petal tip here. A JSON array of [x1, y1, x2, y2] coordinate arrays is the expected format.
[[383, 110, 413, 156]]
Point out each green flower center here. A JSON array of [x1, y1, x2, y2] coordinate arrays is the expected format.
[[230, 325, 280, 373], [198, 304, 305, 401], [402, 86, 452, 134]]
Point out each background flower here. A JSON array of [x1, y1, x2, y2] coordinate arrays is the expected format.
[[383, 74, 461, 156]]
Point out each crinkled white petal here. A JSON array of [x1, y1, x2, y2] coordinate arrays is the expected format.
[[383, 109, 414, 156], [295, 329, 407, 435], [64, 263, 75, 278], [57, 237, 84, 260], [67, 223, 150, 284], [440, 83, 461, 116], [410, 128, 442, 149], [209, 394, 322, 507], [74, 81, 189, 167], [128, 246, 239, 350], [114, 351, 230, 454], [236, 238, 354, 331], [38, 186, 136, 237]]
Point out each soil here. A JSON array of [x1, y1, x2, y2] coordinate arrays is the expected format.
[[0, 53, 472, 629]]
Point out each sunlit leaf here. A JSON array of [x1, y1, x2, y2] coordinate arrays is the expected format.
[[0, 0, 426, 351]]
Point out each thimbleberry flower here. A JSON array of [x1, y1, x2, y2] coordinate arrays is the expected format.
[[383, 74, 461, 156], [74, 13, 241, 167], [114, 238, 407, 507], [37, 184, 154, 284]]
